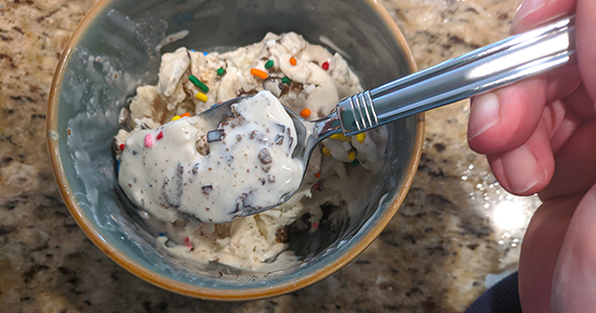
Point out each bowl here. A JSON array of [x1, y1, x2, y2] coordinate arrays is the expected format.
[[47, 0, 424, 300]]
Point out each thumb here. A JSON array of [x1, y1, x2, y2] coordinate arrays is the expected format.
[[551, 183, 596, 312], [510, 0, 576, 34]]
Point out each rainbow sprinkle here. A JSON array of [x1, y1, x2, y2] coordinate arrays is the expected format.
[[217, 67, 225, 76], [264, 60, 274, 69], [348, 151, 356, 161], [356, 133, 366, 143], [322, 61, 329, 70], [322, 146, 331, 157], [171, 115, 181, 121], [157, 131, 163, 140], [189, 75, 209, 92], [181, 112, 191, 118], [119, 143, 125, 151], [289, 57, 297, 66], [144, 134, 153, 147], [330, 133, 351, 142], [281, 76, 291, 84], [195, 92, 208, 103], [250, 68, 269, 80]]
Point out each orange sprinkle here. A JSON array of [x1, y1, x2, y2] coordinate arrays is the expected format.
[[181, 112, 191, 118], [289, 57, 297, 66], [315, 171, 321, 178], [250, 68, 269, 80], [300, 108, 311, 118]]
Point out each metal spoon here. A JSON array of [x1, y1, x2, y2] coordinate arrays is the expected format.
[[199, 15, 575, 220]]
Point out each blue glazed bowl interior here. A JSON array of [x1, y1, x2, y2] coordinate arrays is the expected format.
[[52, 0, 419, 295]]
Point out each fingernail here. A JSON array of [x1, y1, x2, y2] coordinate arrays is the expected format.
[[510, 0, 549, 32], [501, 146, 545, 194], [468, 92, 500, 141]]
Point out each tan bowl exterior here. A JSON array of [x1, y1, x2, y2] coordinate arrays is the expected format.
[[47, 0, 424, 301]]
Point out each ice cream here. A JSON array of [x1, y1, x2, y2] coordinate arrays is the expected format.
[[114, 32, 388, 270], [118, 91, 303, 223]]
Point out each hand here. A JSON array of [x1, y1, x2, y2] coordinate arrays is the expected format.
[[467, 0, 596, 312]]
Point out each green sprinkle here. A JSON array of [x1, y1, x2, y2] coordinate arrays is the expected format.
[[281, 76, 291, 84], [189, 75, 209, 92], [217, 67, 225, 76], [264, 60, 274, 69], [350, 158, 360, 167]]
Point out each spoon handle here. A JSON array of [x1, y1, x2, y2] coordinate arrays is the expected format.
[[337, 15, 576, 136]]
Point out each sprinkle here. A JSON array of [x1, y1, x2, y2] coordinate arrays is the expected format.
[[144, 134, 153, 147], [119, 143, 125, 151], [300, 108, 311, 118], [189, 75, 209, 92], [315, 171, 321, 178], [312, 222, 319, 229], [181, 112, 191, 118], [250, 68, 269, 80], [348, 150, 356, 161], [264, 60, 274, 69], [281, 76, 291, 84], [156, 131, 163, 140], [350, 158, 360, 167], [195, 92, 208, 103], [322, 61, 329, 70], [203, 52, 209, 56], [322, 146, 331, 156], [116, 161, 120, 172], [217, 67, 225, 76], [158, 232, 166, 237], [171, 115, 181, 121], [184, 237, 193, 249], [330, 133, 351, 142], [289, 57, 297, 66], [356, 133, 366, 143]]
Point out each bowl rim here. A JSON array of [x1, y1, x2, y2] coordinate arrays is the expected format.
[[47, 0, 424, 301]]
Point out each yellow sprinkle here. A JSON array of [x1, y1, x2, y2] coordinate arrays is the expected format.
[[348, 151, 356, 161], [322, 146, 331, 156], [330, 134, 351, 142], [171, 115, 181, 121], [195, 92, 208, 103], [356, 133, 366, 143]]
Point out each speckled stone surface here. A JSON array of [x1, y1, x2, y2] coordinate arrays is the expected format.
[[0, 0, 540, 312]]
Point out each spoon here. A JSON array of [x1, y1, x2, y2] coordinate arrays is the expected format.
[[198, 15, 575, 220]]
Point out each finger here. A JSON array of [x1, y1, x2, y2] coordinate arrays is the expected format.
[[486, 116, 554, 196], [549, 100, 582, 155], [468, 78, 547, 155], [552, 184, 596, 312], [576, 0, 596, 102], [519, 194, 582, 313], [541, 119, 596, 200], [510, 0, 576, 34], [544, 65, 582, 104]]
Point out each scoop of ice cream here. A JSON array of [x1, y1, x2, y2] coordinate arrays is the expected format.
[[118, 90, 304, 223]]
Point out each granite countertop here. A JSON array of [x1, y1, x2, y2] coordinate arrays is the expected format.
[[0, 0, 538, 312]]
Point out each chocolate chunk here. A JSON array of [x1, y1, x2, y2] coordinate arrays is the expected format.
[[162, 163, 184, 208], [192, 163, 199, 174], [288, 136, 294, 148], [249, 130, 258, 139], [275, 123, 286, 133], [224, 155, 234, 166], [201, 184, 213, 195], [274, 134, 284, 145], [267, 174, 276, 183], [259, 178, 266, 185], [241, 191, 256, 208], [236, 134, 243, 142], [258, 148, 272, 164], [275, 227, 290, 243], [207, 129, 225, 142]]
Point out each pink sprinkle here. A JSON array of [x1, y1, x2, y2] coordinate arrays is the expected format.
[[312, 222, 319, 229], [144, 134, 153, 147], [321, 61, 329, 70], [184, 237, 193, 249]]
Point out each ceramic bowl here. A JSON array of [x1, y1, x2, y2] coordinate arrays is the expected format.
[[47, 0, 424, 300]]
